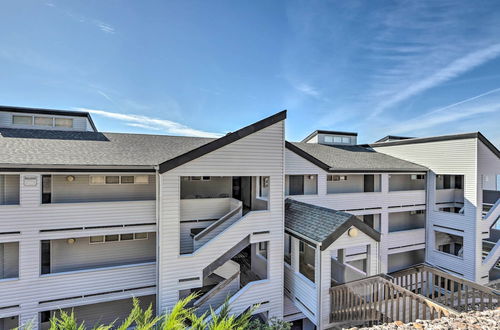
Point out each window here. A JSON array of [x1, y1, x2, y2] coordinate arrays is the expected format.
[[91, 175, 149, 185], [90, 175, 106, 184], [55, 117, 73, 128], [105, 176, 120, 184], [34, 116, 53, 126], [327, 175, 347, 181], [105, 235, 119, 242], [135, 175, 149, 184], [333, 136, 342, 143], [40, 311, 51, 323], [341, 137, 350, 143], [120, 233, 134, 241], [202, 176, 211, 181], [325, 136, 334, 143], [12, 115, 33, 125], [190, 176, 201, 181], [89, 236, 104, 244], [120, 176, 135, 184], [410, 210, 425, 215], [134, 232, 148, 240], [41, 175, 52, 204], [411, 174, 425, 180], [435, 231, 463, 258], [89, 233, 147, 244]]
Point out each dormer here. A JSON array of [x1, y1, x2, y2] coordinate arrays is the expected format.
[[0, 106, 97, 132], [301, 130, 357, 146]]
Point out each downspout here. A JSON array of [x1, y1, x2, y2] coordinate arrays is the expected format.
[[154, 165, 161, 315], [316, 243, 322, 328]]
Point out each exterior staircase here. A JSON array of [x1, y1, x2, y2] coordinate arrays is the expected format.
[[329, 264, 500, 328]]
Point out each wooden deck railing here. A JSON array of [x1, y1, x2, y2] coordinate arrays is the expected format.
[[330, 274, 456, 327], [389, 264, 500, 312]]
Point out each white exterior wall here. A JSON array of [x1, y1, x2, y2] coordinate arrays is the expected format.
[[373, 138, 483, 282], [0, 172, 157, 329], [158, 121, 285, 319], [285, 149, 426, 276]]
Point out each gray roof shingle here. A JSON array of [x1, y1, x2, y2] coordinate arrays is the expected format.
[[0, 128, 214, 167], [287, 142, 427, 172], [285, 199, 380, 249]]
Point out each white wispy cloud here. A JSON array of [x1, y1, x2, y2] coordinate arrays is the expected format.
[[293, 82, 321, 97], [372, 43, 500, 115], [96, 90, 114, 102], [96, 22, 115, 34], [45, 3, 115, 35], [389, 87, 500, 134], [76, 108, 223, 138]]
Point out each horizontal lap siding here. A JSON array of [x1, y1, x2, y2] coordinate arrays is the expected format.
[[158, 121, 284, 319], [0, 172, 158, 328], [374, 139, 479, 281], [50, 235, 156, 273], [284, 265, 317, 322], [51, 175, 155, 203]]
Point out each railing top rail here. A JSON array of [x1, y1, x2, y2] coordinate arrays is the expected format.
[[194, 203, 243, 241], [390, 264, 500, 295], [330, 274, 457, 317], [193, 271, 240, 308]]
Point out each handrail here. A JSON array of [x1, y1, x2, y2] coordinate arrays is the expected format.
[[193, 271, 240, 308], [484, 198, 500, 220], [389, 264, 499, 312], [390, 264, 499, 295], [194, 204, 243, 241], [330, 274, 456, 326]]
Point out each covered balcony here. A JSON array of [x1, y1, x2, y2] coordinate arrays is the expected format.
[[435, 175, 464, 214], [331, 246, 369, 285], [434, 231, 463, 258], [0, 316, 18, 330], [389, 174, 426, 192], [0, 174, 19, 205], [356, 214, 381, 232], [0, 242, 19, 280], [387, 249, 425, 273], [40, 295, 156, 330], [327, 174, 381, 194], [40, 233, 156, 275], [388, 210, 425, 232], [285, 175, 318, 196], [41, 174, 156, 204]]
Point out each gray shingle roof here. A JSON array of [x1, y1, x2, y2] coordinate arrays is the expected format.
[[285, 199, 380, 249], [0, 128, 214, 167], [287, 142, 427, 172]]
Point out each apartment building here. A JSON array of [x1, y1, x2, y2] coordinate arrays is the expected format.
[[0, 105, 498, 330]]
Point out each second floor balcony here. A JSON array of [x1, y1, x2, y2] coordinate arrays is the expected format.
[[41, 174, 156, 204]]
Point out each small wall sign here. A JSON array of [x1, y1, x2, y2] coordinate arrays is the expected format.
[[23, 176, 38, 186]]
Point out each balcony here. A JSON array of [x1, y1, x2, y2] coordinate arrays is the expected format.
[[41, 234, 156, 275], [435, 175, 464, 214], [285, 175, 318, 196], [41, 174, 156, 204], [389, 174, 426, 192], [327, 174, 381, 194], [0, 174, 19, 206], [388, 210, 425, 233]]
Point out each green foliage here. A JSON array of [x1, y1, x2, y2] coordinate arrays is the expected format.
[[18, 294, 291, 330]]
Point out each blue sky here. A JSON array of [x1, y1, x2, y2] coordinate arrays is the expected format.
[[1, 1, 499, 144]]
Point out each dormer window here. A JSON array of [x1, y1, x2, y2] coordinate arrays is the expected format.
[[11, 114, 73, 128], [12, 115, 33, 125]]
